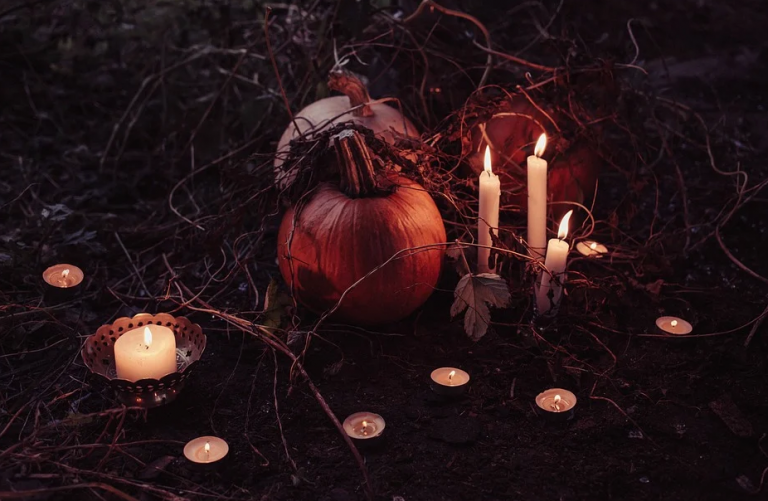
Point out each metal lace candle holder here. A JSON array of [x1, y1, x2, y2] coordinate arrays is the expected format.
[[81, 313, 206, 408]]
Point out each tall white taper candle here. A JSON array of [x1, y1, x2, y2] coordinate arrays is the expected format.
[[478, 145, 501, 273], [527, 134, 548, 260]]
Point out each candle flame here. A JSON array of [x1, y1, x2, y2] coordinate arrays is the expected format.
[[534, 133, 546, 157], [557, 210, 573, 240], [483, 145, 492, 175], [552, 394, 562, 412], [204, 441, 210, 453], [62, 268, 70, 279], [590, 242, 597, 250], [143, 327, 153, 347], [671, 320, 678, 327], [448, 370, 455, 381], [361, 420, 369, 436]]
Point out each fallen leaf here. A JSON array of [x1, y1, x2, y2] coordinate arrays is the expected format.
[[709, 394, 754, 438], [138, 455, 175, 480], [450, 273, 511, 341], [645, 279, 664, 296], [262, 279, 292, 330], [445, 242, 471, 276]]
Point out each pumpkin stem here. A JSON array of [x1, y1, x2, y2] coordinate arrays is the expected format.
[[335, 130, 380, 197], [328, 70, 374, 118]]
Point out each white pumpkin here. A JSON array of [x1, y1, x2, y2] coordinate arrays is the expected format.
[[274, 70, 419, 188]]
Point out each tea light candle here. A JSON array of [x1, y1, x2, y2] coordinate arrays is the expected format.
[[430, 367, 470, 396], [478, 145, 501, 273], [656, 316, 692, 335], [343, 412, 385, 442], [535, 388, 577, 418], [535, 210, 573, 315], [183, 436, 229, 464], [527, 134, 548, 260], [575, 240, 608, 258], [42, 264, 84, 288], [114, 325, 177, 382]]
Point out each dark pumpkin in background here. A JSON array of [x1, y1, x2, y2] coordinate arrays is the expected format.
[[462, 97, 603, 222], [278, 130, 446, 325]]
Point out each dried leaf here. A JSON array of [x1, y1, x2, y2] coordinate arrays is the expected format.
[[450, 273, 511, 341], [645, 279, 664, 296], [445, 242, 471, 275], [287, 330, 305, 346], [262, 279, 292, 330], [138, 455, 174, 480], [709, 394, 754, 438], [41, 203, 72, 221], [323, 359, 344, 376]]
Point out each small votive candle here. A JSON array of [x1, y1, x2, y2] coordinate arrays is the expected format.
[[430, 367, 470, 397], [535, 388, 577, 421], [575, 241, 608, 258], [656, 316, 692, 335], [183, 436, 229, 464], [43, 264, 84, 288], [343, 412, 385, 445]]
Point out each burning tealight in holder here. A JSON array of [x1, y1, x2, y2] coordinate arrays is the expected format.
[[535, 388, 577, 422], [575, 240, 608, 258], [81, 313, 206, 408], [656, 316, 693, 336], [430, 367, 470, 397], [42, 264, 84, 303], [343, 412, 385, 447], [184, 436, 229, 466]]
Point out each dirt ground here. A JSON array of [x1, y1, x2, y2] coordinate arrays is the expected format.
[[1, 1, 768, 500]]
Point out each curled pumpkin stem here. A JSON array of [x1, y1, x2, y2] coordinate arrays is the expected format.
[[334, 129, 381, 198], [329, 70, 374, 118]]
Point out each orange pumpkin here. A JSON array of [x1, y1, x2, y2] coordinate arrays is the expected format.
[[277, 129, 446, 325], [274, 70, 419, 189]]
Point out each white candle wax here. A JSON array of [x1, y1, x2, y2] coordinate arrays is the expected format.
[[656, 316, 693, 335], [114, 325, 177, 382], [343, 412, 386, 440], [430, 367, 470, 396], [478, 146, 501, 274], [527, 134, 548, 260], [43, 264, 84, 288], [575, 240, 608, 257], [183, 436, 229, 464], [535, 211, 573, 314], [535, 388, 577, 414]]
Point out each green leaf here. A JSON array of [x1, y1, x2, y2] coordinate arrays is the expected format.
[[450, 273, 511, 341]]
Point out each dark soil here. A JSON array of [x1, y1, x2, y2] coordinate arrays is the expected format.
[[2, 1, 768, 501]]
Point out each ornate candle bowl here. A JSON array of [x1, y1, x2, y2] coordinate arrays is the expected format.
[[82, 313, 206, 408]]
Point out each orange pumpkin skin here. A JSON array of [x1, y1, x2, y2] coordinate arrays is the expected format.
[[277, 175, 446, 325]]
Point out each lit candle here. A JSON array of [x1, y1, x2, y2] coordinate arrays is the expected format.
[[478, 145, 501, 274], [343, 412, 385, 443], [527, 134, 548, 260], [430, 367, 470, 396], [183, 436, 229, 464], [114, 325, 177, 382], [42, 264, 84, 288], [535, 388, 577, 419], [656, 316, 693, 335], [575, 240, 608, 258], [535, 210, 573, 315]]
